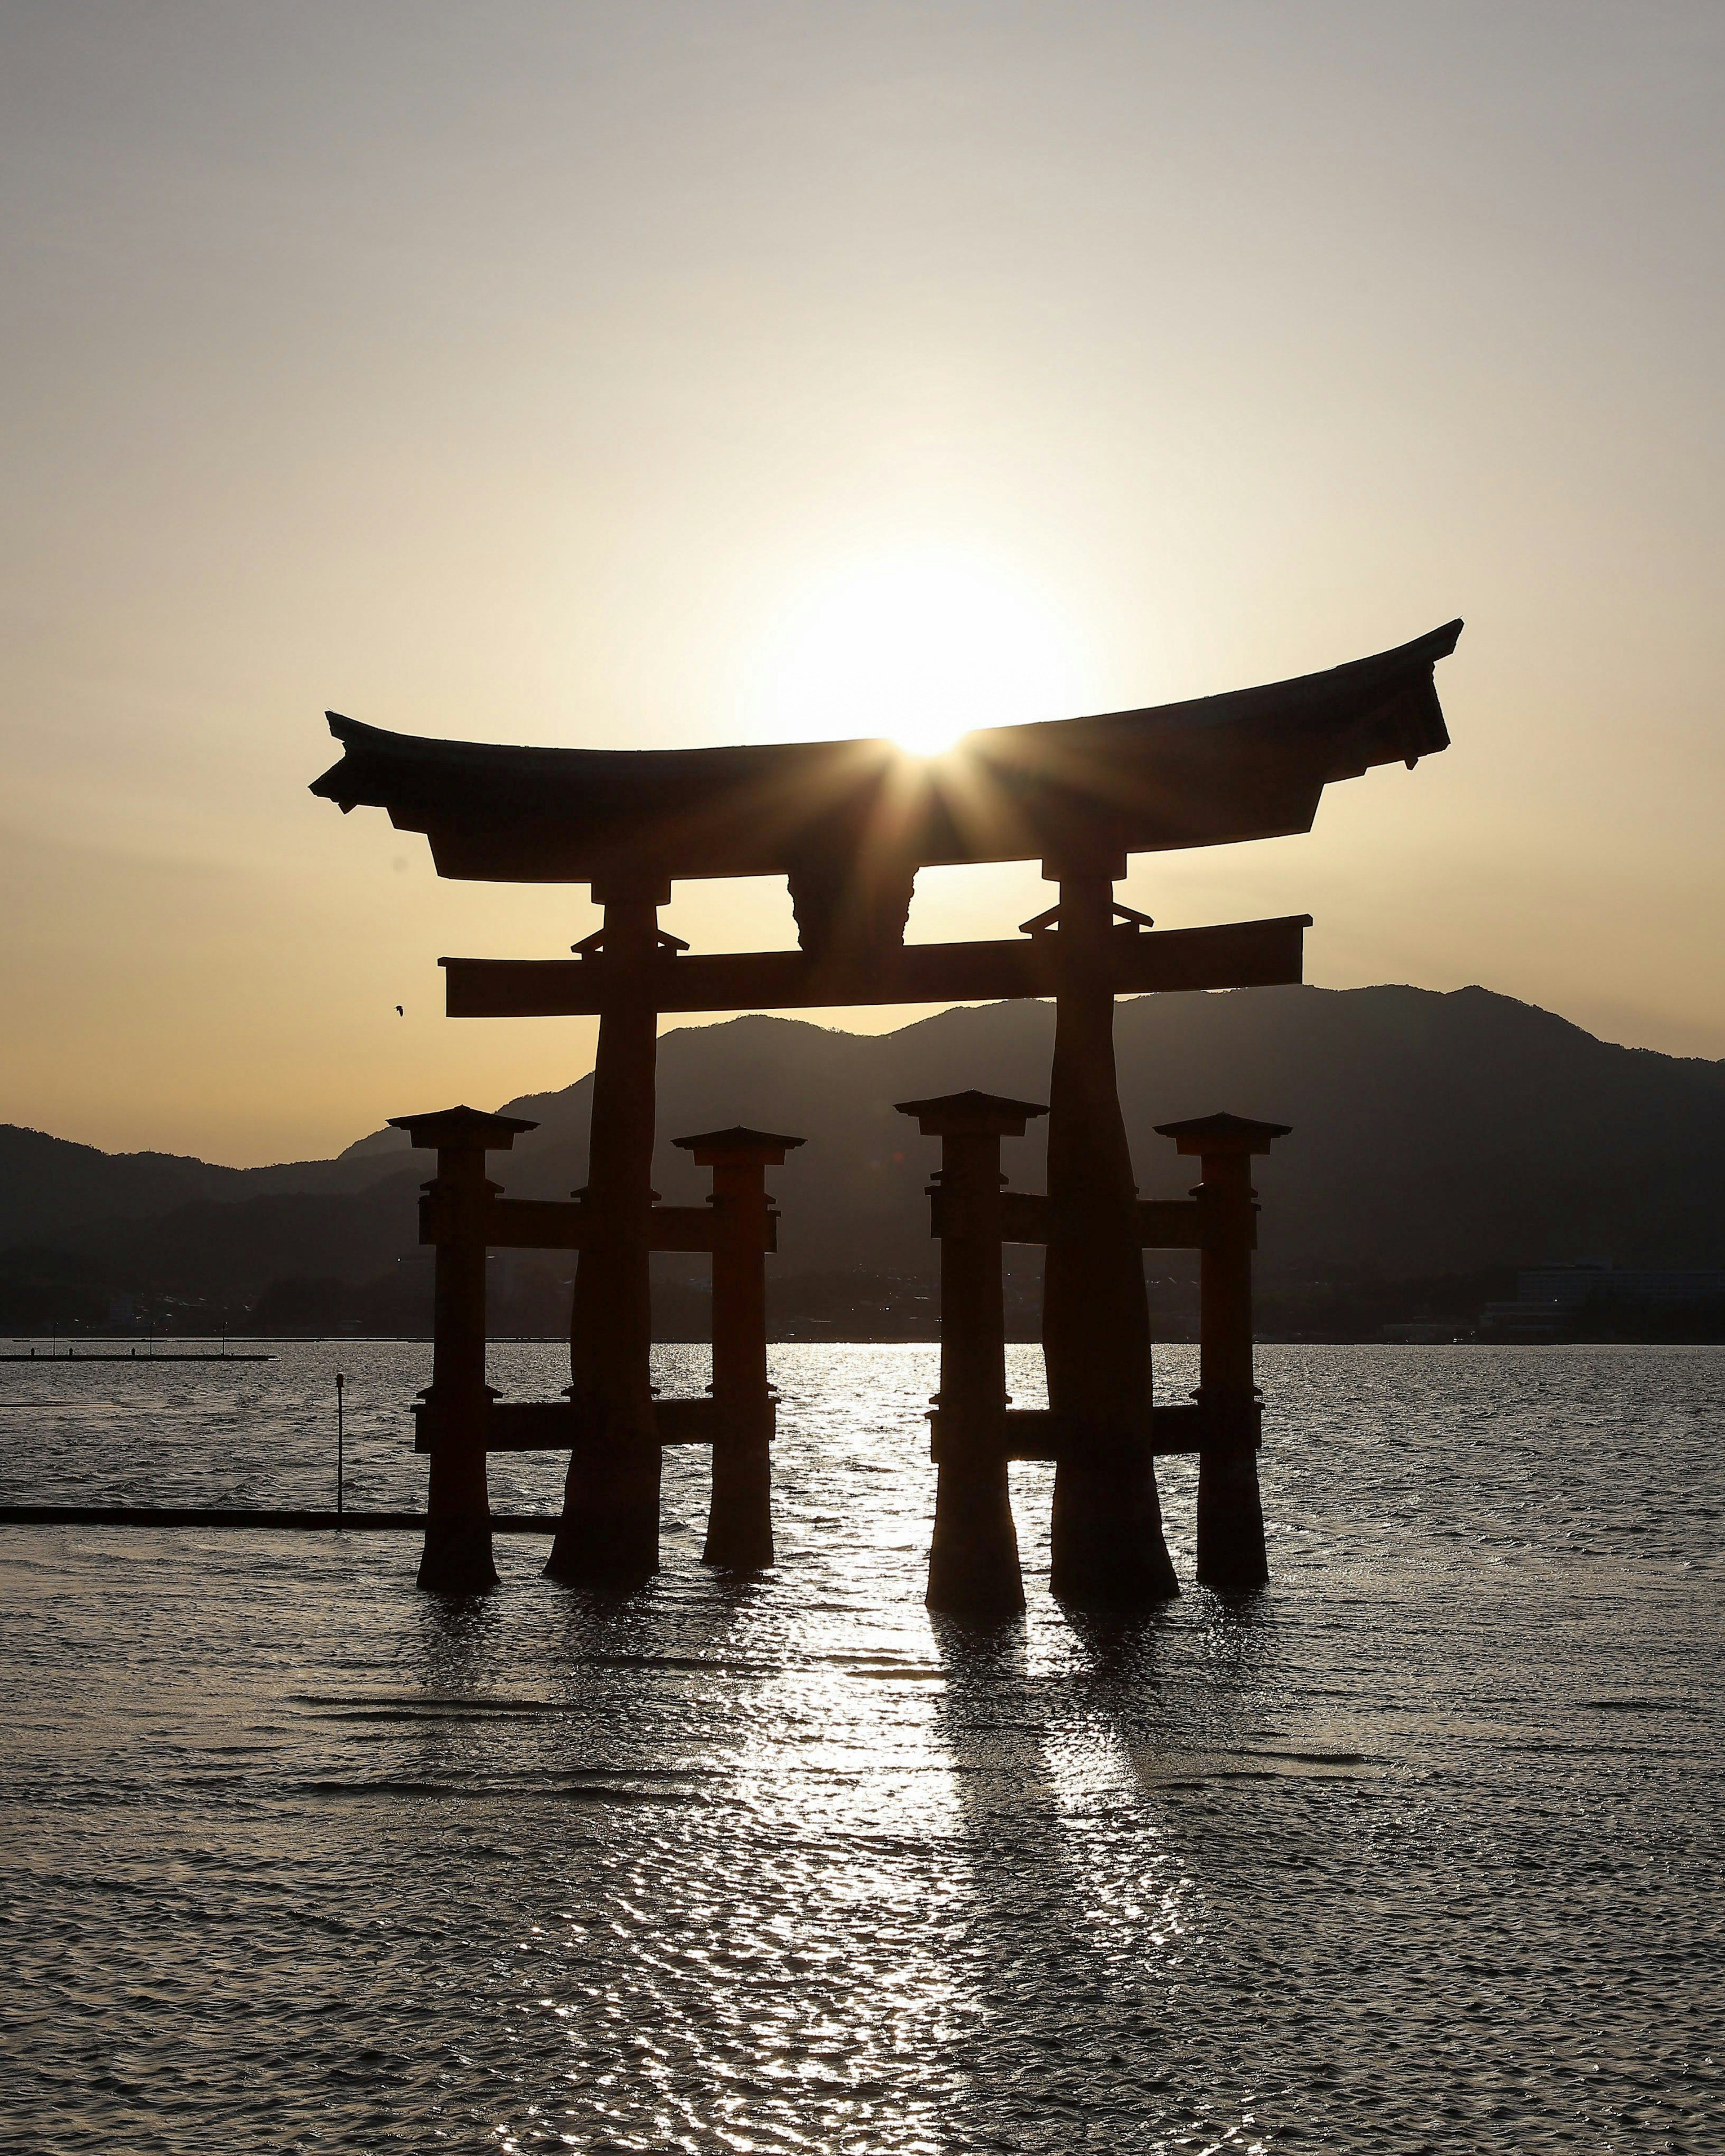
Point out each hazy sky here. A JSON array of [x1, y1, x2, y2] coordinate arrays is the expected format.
[[4, 1, 1721, 1163]]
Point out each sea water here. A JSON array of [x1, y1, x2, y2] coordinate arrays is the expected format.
[[0, 1342, 1719, 2153]]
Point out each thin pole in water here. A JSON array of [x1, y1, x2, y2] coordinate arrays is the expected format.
[[336, 1371, 346, 1518]]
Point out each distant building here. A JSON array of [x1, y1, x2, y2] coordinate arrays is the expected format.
[[1481, 1260, 1725, 1339]]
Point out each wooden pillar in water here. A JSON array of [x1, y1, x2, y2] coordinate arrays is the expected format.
[[1154, 1112, 1291, 1590], [390, 1105, 537, 1595], [898, 1091, 1046, 1617], [672, 1126, 804, 1569], [546, 875, 668, 1589], [1040, 855, 1179, 1605]]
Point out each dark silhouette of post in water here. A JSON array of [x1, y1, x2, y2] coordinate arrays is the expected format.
[[673, 1126, 804, 1568], [546, 875, 669, 1589], [389, 1104, 538, 1593], [1039, 855, 1179, 1607], [898, 1091, 1048, 1616], [1154, 1112, 1291, 1590]]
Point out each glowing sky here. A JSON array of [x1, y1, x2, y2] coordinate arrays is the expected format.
[[3, 3, 1721, 1162]]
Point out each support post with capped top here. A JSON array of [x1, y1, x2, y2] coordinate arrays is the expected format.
[[672, 1125, 804, 1569], [1154, 1112, 1291, 1591], [390, 1104, 538, 1594], [547, 874, 671, 1590], [898, 1089, 1047, 1616], [1038, 853, 1179, 1607]]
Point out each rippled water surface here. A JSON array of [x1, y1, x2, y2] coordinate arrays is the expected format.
[[1, 1342, 1721, 2153]]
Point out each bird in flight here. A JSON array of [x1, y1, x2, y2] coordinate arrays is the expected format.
[[395, 1005, 404, 1016]]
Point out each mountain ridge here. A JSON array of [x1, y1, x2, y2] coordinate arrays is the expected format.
[[4, 986, 1722, 1312]]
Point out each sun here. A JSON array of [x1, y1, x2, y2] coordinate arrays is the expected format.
[[756, 549, 1086, 753]]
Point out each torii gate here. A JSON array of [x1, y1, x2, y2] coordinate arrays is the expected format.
[[314, 618, 1461, 1602]]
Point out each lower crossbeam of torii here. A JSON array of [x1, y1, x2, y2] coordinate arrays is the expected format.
[[314, 619, 1462, 1602]]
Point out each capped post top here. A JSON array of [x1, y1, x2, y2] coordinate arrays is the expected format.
[[671, 1125, 805, 1166], [895, 1089, 1050, 1138], [388, 1105, 539, 1152], [1153, 1111, 1292, 1158]]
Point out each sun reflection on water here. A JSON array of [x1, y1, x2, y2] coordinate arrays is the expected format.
[[1, 1341, 1719, 2151]]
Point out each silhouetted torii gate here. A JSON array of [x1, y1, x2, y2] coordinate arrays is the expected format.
[[314, 618, 1461, 1600]]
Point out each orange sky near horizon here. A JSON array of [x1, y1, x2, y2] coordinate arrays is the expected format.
[[2, 2, 1721, 1166]]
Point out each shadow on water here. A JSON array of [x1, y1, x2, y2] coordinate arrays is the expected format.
[[409, 1581, 509, 1690], [1071, 1585, 1283, 1747], [529, 1559, 785, 1670], [382, 1493, 1295, 2148], [925, 1583, 1290, 2145], [927, 1608, 1175, 2138]]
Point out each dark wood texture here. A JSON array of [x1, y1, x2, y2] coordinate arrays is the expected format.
[[938, 1403, 1215, 1460], [312, 622, 1460, 892], [387, 1108, 539, 1594], [672, 1128, 801, 1569], [1042, 870, 1180, 1607], [452, 1396, 726, 1452], [1154, 1113, 1292, 1590], [411, 1156, 496, 1592], [441, 915, 1311, 1018], [990, 1192, 1208, 1249], [545, 889, 663, 1587], [898, 1092, 1048, 1615], [418, 1193, 745, 1254]]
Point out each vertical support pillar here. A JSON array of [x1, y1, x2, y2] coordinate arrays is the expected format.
[[547, 875, 669, 1588], [1154, 1113, 1292, 1591], [1040, 854, 1179, 1605], [897, 1091, 1047, 1616], [389, 1105, 538, 1594], [672, 1126, 805, 1569]]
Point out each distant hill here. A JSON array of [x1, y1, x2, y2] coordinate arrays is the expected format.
[[460, 984, 1725, 1275], [0, 1120, 414, 1249], [0, 1124, 248, 1244], [4, 987, 1722, 1322]]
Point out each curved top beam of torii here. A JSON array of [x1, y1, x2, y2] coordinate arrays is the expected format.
[[310, 619, 1461, 903]]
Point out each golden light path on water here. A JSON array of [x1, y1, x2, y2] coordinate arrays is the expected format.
[[0, 1339, 1720, 2152]]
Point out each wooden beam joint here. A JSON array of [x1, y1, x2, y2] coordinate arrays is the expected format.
[[416, 1394, 748, 1454], [926, 1401, 1262, 1463], [442, 915, 1311, 1019], [416, 1193, 775, 1255]]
